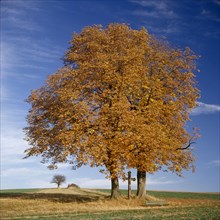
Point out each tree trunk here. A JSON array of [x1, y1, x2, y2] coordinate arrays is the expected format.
[[111, 177, 121, 199], [136, 170, 146, 199]]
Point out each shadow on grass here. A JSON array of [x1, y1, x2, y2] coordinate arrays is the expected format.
[[0, 192, 109, 203]]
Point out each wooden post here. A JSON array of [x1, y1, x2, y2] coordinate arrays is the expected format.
[[126, 171, 136, 199]]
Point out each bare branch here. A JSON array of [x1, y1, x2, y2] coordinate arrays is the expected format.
[[177, 141, 196, 150]]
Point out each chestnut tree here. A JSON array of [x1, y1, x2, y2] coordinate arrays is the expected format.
[[24, 24, 200, 199]]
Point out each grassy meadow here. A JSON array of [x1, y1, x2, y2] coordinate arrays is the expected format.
[[0, 188, 219, 219]]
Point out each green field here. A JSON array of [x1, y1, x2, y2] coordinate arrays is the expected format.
[[98, 189, 220, 200], [0, 188, 219, 219], [0, 188, 42, 194]]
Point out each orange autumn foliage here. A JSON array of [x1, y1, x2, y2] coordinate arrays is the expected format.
[[24, 24, 200, 180]]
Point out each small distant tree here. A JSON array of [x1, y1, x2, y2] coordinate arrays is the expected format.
[[51, 174, 66, 188]]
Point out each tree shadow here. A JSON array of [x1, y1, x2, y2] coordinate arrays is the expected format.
[[0, 192, 109, 203]]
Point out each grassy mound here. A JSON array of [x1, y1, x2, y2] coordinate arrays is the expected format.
[[37, 187, 109, 197]]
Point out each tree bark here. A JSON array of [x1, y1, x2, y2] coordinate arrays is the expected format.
[[136, 170, 146, 199], [111, 176, 121, 199]]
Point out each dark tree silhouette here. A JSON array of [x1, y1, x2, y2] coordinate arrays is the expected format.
[[51, 175, 66, 188]]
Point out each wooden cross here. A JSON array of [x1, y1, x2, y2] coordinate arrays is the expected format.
[[126, 171, 136, 199]]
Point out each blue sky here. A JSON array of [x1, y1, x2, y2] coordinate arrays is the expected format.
[[1, 0, 219, 192]]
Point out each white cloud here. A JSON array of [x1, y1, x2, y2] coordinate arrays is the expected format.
[[191, 102, 220, 116], [213, 0, 220, 6], [131, 0, 168, 11], [201, 9, 210, 16], [1, 167, 54, 189], [0, 83, 10, 101], [1, 167, 37, 178], [200, 8, 220, 23], [28, 180, 54, 189], [147, 177, 180, 185], [0, 103, 37, 170], [0, 164, 76, 189], [1, 162, 179, 189], [145, 24, 179, 35], [73, 178, 111, 189], [1, 0, 42, 31], [73, 177, 179, 189], [131, 0, 176, 19], [1, 39, 63, 80], [134, 9, 175, 19], [133, 10, 159, 18], [208, 160, 220, 167], [1, 1, 64, 82]]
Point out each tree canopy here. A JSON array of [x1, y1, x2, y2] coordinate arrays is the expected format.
[[24, 24, 200, 198], [51, 174, 66, 188]]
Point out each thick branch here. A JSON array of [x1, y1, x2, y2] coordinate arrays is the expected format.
[[146, 89, 153, 106], [177, 141, 196, 150]]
